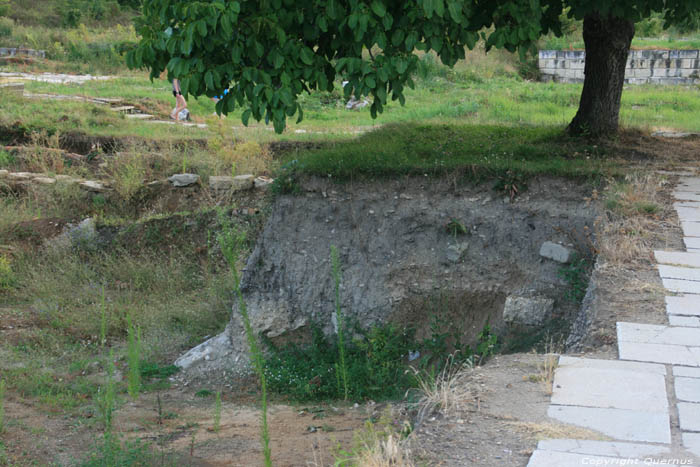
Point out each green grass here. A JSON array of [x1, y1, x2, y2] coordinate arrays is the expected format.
[[286, 123, 612, 180]]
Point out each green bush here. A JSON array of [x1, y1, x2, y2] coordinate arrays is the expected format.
[[0, 256, 16, 293], [0, 0, 9, 17], [0, 16, 12, 37]]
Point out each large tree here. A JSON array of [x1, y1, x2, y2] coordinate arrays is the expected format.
[[128, 0, 699, 137]]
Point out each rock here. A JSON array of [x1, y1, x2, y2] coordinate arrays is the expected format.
[[7, 172, 34, 181], [209, 175, 233, 191], [0, 170, 8, 177], [503, 296, 554, 326], [52, 218, 100, 251], [254, 176, 274, 189], [175, 332, 235, 371], [539, 241, 574, 263], [79, 180, 109, 193], [446, 243, 468, 263], [55, 174, 82, 183], [33, 177, 56, 185], [232, 174, 255, 191], [168, 173, 200, 187]]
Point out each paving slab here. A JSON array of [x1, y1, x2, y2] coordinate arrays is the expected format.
[[535, 439, 671, 458], [676, 178, 700, 192], [547, 406, 671, 443], [678, 402, 700, 431], [676, 377, 700, 402], [551, 358, 668, 412], [674, 191, 700, 201], [662, 278, 700, 294], [683, 222, 700, 237], [684, 433, 700, 457], [666, 296, 700, 317], [527, 450, 623, 467], [675, 366, 700, 379], [658, 264, 700, 282], [685, 237, 700, 250], [676, 206, 700, 221], [558, 356, 667, 374], [618, 341, 700, 366], [675, 201, 700, 209], [655, 251, 700, 267], [617, 322, 700, 346], [669, 315, 700, 327]]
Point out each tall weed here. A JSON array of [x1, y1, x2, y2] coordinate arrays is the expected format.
[[330, 245, 348, 400]]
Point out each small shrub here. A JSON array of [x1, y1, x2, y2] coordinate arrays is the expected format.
[[558, 254, 592, 303], [62, 9, 82, 28], [126, 313, 141, 400], [271, 159, 303, 195], [0, 256, 16, 293], [0, 17, 12, 37], [213, 391, 221, 433]]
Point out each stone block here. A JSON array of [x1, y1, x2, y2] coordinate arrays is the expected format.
[[79, 180, 109, 193], [634, 68, 652, 78], [535, 439, 670, 459], [675, 366, 700, 378], [168, 173, 200, 187], [674, 50, 699, 59], [678, 402, 700, 431], [547, 405, 671, 443], [684, 222, 700, 237], [668, 315, 700, 327], [539, 241, 574, 263], [675, 377, 700, 402], [655, 251, 700, 267], [539, 50, 556, 59], [209, 175, 233, 191], [683, 433, 700, 458], [657, 264, 700, 281], [619, 340, 700, 366], [232, 174, 255, 191], [33, 177, 56, 185], [680, 68, 700, 78], [502, 296, 554, 326], [569, 59, 585, 70]]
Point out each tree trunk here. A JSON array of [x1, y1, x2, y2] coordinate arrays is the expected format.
[[567, 13, 634, 137]]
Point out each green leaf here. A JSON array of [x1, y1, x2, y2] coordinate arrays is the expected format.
[[365, 75, 376, 89], [382, 12, 393, 30], [231, 2, 241, 14], [391, 29, 405, 47], [274, 52, 284, 69], [242, 108, 252, 126], [447, 1, 463, 23], [300, 47, 314, 65], [197, 20, 207, 37], [205, 70, 214, 90], [370, 1, 386, 17], [327, 0, 338, 19], [434, 0, 445, 17]]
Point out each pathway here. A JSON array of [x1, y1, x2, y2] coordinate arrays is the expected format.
[[527, 174, 700, 466]]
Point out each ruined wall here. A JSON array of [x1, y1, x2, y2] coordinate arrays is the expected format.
[[538, 49, 700, 85]]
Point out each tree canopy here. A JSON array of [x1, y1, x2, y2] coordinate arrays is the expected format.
[[128, 0, 700, 135]]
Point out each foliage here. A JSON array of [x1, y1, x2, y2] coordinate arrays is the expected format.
[[445, 219, 467, 238], [139, 362, 179, 379], [128, 0, 560, 133], [270, 159, 303, 195], [558, 254, 592, 303], [0, 0, 9, 17], [0, 255, 16, 293], [264, 320, 498, 402], [0, 379, 5, 434], [213, 391, 221, 433]]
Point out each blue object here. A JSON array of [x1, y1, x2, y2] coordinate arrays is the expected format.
[[214, 88, 229, 100]]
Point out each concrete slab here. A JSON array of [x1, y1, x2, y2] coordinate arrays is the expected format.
[[683, 433, 700, 457], [662, 278, 700, 294], [674, 191, 700, 201], [676, 377, 700, 402], [675, 366, 700, 379], [669, 315, 700, 327], [676, 178, 700, 192], [547, 405, 671, 443], [527, 450, 622, 467], [551, 358, 668, 412], [618, 341, 700, 366], [617, 322, 700, 347], [535, 439, 671, 458], [658, 264, 700, 282], [676, 206, 700, 221], [666, 295, 700, 317], [655, 251, 700, 267], [675, 201, 700, 209], [678, 402, 700, 431], [685, 237, 700, 250], [683, 222, 700, 237], [557, 356, 666, 374]]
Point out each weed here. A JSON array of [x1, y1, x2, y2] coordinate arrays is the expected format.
[[126, 312, 141, 400], [475, 324, 498, 362], [0, 379, 5, 434], [217, 223, 272, 466], [334, 412, 414, 467], [195, 389, 214, 398], [331, 245, 349, 401], [493, 170, 527, 201], [96, 353, 116, 433], [558, 254, 592, 303], [271, 159, 303, 195], [445, 219, 468, 238], [0, 149, 14, 167], [0, 255, 16, 293], [213, 391, 221, 433], [140, 362, 179, 380], [99, 285, 107, 346], [411, 354, 474, 423]]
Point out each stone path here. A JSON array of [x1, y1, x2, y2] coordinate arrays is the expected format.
[[527, 174, 700, 466]]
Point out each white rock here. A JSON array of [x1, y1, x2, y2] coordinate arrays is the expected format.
[[539, 241, 574, 263], [79, 180, 109, 192], [503, 296, 554, 326], [33, 177, 56, 185], [168, 173, 200, 187], [209, 175, 233, 191]]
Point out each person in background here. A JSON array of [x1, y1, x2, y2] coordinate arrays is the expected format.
[[171, 79, 188, 121]]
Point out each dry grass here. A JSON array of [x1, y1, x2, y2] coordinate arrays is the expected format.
[[595, 172, 677, 267], [506, 421, 611, 442], [412, 355, 476, 423], [539, 353, 559, 396]]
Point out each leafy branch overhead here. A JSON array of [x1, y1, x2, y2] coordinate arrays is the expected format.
[[127, 0, 558, 133]]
